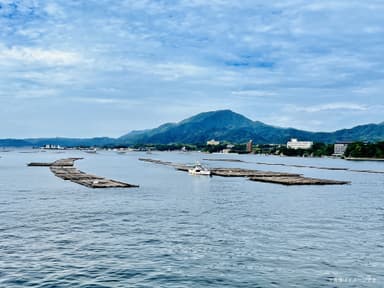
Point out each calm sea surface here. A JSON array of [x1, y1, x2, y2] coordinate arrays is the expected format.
[[0, 150, 383, 287]]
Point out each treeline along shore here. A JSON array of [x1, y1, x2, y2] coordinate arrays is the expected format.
[[109, 141, 384, 159], [8, 140, 384, 160]]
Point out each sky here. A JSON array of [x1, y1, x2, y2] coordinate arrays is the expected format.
[[0, 0, 383, 138]]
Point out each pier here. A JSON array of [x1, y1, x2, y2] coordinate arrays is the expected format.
[[139, 158, 350, 186], [28, 158, 139, 188]]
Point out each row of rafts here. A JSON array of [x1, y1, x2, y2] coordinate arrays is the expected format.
[[27, 157, 351, 188]]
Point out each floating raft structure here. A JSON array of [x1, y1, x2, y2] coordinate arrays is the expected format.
[[203, 158, 384, 174], [139, 158, 350, 186], [28, 158, 139, 189]]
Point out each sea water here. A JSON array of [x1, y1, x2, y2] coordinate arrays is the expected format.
[[0, 150, 383, 287]]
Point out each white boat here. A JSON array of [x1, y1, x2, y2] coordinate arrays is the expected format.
[[188, 162, 211, 176]]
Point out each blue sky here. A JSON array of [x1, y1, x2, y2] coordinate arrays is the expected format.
[[1, 0, 383, 138]]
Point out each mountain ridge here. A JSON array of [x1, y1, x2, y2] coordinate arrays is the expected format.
[[118, 110, 384, 144], [1, 110, 383, 147]]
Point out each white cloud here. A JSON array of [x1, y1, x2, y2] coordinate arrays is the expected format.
[[231, 90, 276, 97], [151, 62, 208, 80], [179, 0, 238, 8], [291, 103, 368, 113], [44, 2, 65, 18], [0, 87, 59, 100], [110, 59, 209, 80], [0, 0, 383, 136], [0, 46, 81, 66], [69, 97, 142, 106], [15, 88, 59, 99]]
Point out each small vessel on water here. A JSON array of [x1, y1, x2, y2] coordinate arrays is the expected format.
[[188, 162, 211, 176], [84, 148, 97, 154]]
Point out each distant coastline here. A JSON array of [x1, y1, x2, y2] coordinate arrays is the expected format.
[[1, 111, 383, 153], [344, 157, 384, 161]]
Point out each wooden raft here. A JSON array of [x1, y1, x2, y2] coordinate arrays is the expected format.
[[203, 158, 384, 174], [28, 158, 139, 188], [139, 158, 350, 186]]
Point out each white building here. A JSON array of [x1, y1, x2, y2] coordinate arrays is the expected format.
[[334, 142, 350, 156], [287, 138, 313, 150], [207, 139, 220, 146], [44, 144, 62, 150]]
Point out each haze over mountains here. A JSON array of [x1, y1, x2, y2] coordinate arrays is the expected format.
[[1, 110, 384, 147]]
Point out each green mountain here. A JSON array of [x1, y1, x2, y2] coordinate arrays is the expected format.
[[322, 123, 384, 143], [118, 110, 384, 144], [118, 110, 260, 144], [1, 110, 383, 147], [0, 139, 32, 147]]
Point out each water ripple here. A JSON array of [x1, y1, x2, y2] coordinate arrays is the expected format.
[[1, 152, 383, 287]]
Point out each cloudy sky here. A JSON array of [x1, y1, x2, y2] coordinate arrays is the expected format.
[[1, 0, 383, 138]]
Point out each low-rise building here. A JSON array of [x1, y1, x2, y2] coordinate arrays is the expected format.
[[43, 144, 63, 150], [334, 142, 351, 156], [207, 139, 220, 146], [287, 138, 313, 150], [246, 140, 253, 153]]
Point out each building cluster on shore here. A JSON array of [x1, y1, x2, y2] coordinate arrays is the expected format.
[[205, 138, 353, 157], [35, 137, 384, 159], [286, 138, 313, 150], [38, 139, 352, 157]]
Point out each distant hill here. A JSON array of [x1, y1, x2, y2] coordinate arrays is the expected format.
[[1, 110, 383, 147], [25, 137, 115, 147], [0, 139, 33, 147], [320, 123, 384, 143], [119, 110, 384, 144], [0, 137, 115, 148], [119, 110, 259, 144]]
